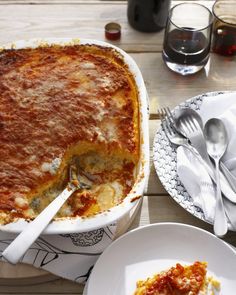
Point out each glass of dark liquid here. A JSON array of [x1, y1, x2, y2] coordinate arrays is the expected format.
[[162, 3, 213, 75], [212, 0, 236, 56]]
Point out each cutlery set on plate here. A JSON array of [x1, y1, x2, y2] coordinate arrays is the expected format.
[[159, 107, 236, 237]]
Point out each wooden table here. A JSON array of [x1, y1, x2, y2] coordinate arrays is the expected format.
[[0, 0, 236, 294]]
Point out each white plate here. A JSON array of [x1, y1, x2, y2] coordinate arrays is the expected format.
[[153, 91, 236, 226], [87, 223, 236, 295]]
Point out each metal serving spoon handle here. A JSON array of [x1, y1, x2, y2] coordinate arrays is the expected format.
[[2, 184, 77, 265], [2, 161, 91, 265]]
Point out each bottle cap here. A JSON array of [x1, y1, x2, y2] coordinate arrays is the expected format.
[[105, 22, 121, 41]]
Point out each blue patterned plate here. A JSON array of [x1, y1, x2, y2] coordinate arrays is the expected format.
[[153, 91, 230, 223]]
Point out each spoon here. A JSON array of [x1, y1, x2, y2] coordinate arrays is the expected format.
[[2, 161, 91, 265], [175, 108, 211, 166], [204, 118, 228, 237], [174, 107, 236, 198]]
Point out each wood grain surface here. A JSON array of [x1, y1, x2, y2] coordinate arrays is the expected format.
[[0, 0, 235, 294], [0, 1, 213, 53]]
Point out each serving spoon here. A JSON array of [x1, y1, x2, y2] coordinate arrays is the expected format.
[[204, 118, 228, 237], [2, 161, 91, 265]]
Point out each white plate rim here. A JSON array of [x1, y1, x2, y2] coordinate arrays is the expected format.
[[87, 222, 236, 295]]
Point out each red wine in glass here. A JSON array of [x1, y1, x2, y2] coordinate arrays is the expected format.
[[163, 28, 210, 75], [212, 22, 236, 56], [212, 0, 236, 57]]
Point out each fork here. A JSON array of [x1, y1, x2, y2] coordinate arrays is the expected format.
[[175, 110, 236, 193], [164, 107, 236, 192], [158, 108, 196, 154], [3, 159, 91, 265], [159, 108, 236, 203], [177, 115, 213, 166]]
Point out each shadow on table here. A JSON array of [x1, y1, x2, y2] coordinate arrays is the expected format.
[[147, 194, 236, 247]]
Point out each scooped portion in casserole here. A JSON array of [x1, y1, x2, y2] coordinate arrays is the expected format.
[[0, 43, 140, 224]]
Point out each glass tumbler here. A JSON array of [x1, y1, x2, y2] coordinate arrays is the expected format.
[[162, 3, 213, 75], [212, 0, 236, 56]]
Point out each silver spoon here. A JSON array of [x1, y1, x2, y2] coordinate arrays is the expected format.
[[174, 108, 236, 194], [204, 118, 228, 237]]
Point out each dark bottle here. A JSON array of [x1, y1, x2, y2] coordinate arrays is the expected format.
[[127, 0, 171, 32]]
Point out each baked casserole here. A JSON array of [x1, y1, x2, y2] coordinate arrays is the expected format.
[[0, 43, 140, 224]]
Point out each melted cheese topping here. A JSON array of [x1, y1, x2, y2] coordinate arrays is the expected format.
[[0, 44, 139, 223], [134, 262, 220, 295]]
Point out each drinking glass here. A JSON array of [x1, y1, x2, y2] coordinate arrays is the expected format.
[[212, 0, 236, 56], [162, 3, 213, 75]]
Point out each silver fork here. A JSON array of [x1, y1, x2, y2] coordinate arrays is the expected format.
[[163, 107, 178, 130], [159, 107, 236, 204], [158, 108, 196, 153], [178, 116, 212, 166]]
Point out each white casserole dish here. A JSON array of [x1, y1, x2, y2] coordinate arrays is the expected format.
[[0, 38, 149, 235]]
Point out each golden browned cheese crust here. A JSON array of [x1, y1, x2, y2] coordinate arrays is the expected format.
[[0, 44, 139, 223]]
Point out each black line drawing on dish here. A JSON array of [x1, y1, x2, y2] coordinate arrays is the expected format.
[[61, 229, 105, 247]]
